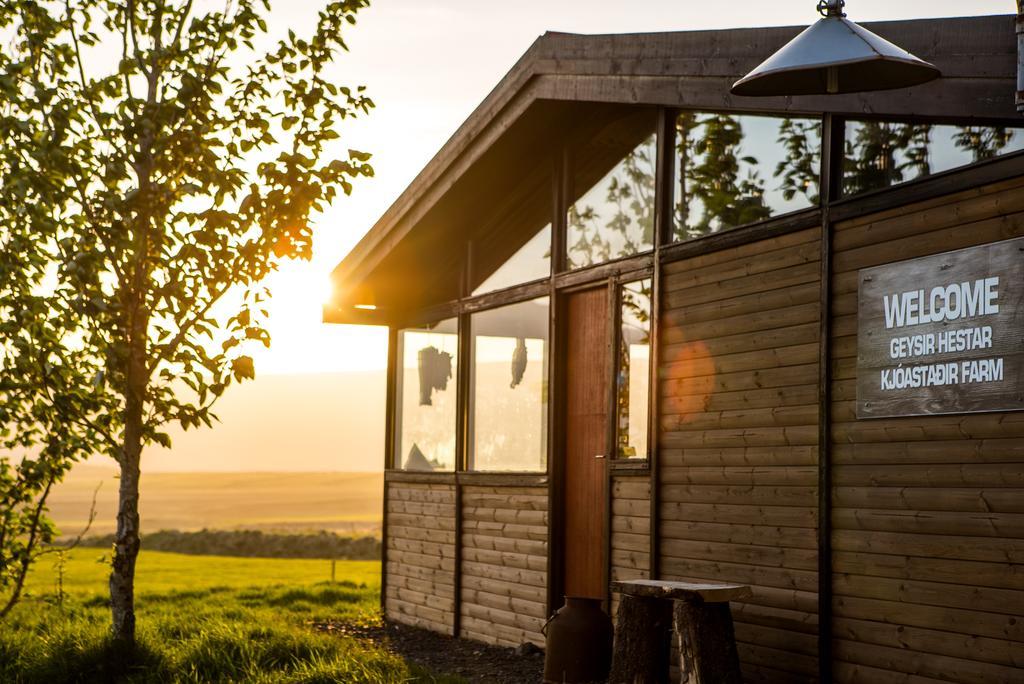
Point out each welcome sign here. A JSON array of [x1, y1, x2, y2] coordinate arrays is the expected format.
[[856, 237, 1024, 418]]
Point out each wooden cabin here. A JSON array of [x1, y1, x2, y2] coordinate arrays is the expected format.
[[325, 14, 1024, 683]]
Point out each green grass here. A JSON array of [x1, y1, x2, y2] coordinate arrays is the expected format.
[[2, 551, 460, 684]]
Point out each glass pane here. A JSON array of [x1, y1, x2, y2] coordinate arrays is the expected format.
[[470, 297, 549, 471], [394, 318, 458, 471], [567, 111, 657, 269], [472, 223, 551, 296], [843, 121, 1024, 196], [471, 167, 551, 295], [617, 280, 651, 460], [673, 113, 821, 242]]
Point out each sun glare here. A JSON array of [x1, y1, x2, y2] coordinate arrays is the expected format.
[[244, 265, 387, 375]]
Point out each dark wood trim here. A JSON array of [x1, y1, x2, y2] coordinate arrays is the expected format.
[[462, 241, 472, 299], [383, 470, 550, 487], [658, 208, 822, 266], [460, 280, 551, 313], [604, 279, 618, 608], [534, 72, 1019, 121], [393, 302, 461, 330], [648, 109, 672, 581], [457, 472, 549, 487], [548, 290, 567, 617], [381, 326, 399, 611], [457, 313, 471, 474], [555, 146, 570, 274], [384, 470, 457, 484], [555, 252, 656, 290], [547, 151, 568, 618], [452, 478, 463, 638], [610, 460, 651, 474], [655, 108, 676, 248], [817, 113, 843, 684], [611, 265, 655, 285], [321, 303, 390, 326], [829, 149, 1024, 223], [453, 312, 471, 638]]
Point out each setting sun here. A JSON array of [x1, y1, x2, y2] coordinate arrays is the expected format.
[[251, 263, 387, 375]]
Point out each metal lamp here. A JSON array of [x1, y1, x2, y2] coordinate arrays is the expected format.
[[731, 0, 941, 97]]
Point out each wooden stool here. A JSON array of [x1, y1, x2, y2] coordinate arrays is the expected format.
[[609, 580, 752, 684]]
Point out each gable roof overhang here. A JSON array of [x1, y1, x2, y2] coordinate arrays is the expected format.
[[325, 14, 1021, 326]]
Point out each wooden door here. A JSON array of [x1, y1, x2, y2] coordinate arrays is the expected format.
[[563, 287, 609, 599]]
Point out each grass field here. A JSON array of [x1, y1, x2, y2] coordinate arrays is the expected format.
[[2, 551, 456, 683], [49, 467, 384, 537]]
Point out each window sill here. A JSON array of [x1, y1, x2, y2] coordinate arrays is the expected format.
[[384, 470, 549, 487], [610, 460, 651, 474]]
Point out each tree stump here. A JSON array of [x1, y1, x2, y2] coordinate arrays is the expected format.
[[674, 598, 743, 684], [608, 595, 673, 684]]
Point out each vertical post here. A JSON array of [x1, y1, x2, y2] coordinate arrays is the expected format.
[[817, 112, 843, 684], [453, 310, 470, 638], [1016, 2, 1023, 114], [452, 248, 472, 639], [548, 148, 569, 617], [381, 325, 398, 612], [649, 107, 675, 580], [603, 277, 619, 606]]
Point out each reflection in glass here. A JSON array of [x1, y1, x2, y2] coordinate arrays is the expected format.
[[473, 223, 551, 296], [617, 280, 651, 460], [471, 167, 552, 295], [567, 114, 657, 269], [842, 121, 1024, 196], [470, 298, 549, 471], [673, 113, 821, 242], [394, 318, 458, 471]]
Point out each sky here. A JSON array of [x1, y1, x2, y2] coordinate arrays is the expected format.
[[144, 0, 1013, 471]]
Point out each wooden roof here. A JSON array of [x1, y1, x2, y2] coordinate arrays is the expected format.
[[326, 14, 1020, 324]]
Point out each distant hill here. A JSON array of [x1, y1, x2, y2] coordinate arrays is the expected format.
[[49, 467, 383, 538]]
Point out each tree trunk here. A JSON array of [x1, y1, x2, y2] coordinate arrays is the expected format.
[[674, 599, 743, 684], [608, 595, 673, 684], [110, 451, 141, 647], [110, 277, 149, 647]]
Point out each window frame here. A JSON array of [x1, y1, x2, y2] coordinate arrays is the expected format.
[[391, 317, 461, 472], [666, 109, 826, 246], [465, 295, 552, 474], [563, 121, 660, 273], [611, 276, 655, 465], [838, 114, 1024, 200]]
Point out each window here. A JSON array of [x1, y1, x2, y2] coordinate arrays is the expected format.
[[394, 318, 458, 471], [617, 280, 651, 460], [469, 297, 549, 471], [567, 110, 657, 269], [471, 167, 552, 295], [673, 112, 822, 242], [473, 223, 551, 296], [843, 120, 1024, 197]]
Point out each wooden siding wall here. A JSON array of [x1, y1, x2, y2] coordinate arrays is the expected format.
[[385, 482, 457, 633], [610, 475, 652, 619], [460, 485, 549, 647], [658, 227, 822, 684], [828, 177, 1024, 684]]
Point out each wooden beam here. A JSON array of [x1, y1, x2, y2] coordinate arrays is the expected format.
[[817, 112, 843, 684], [381, 326, 398, 612]]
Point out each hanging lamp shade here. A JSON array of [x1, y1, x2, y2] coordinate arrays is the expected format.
[[731, 0, 941, 97]]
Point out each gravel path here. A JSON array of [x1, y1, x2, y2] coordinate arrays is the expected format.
[[312, 618, 545, 683]]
